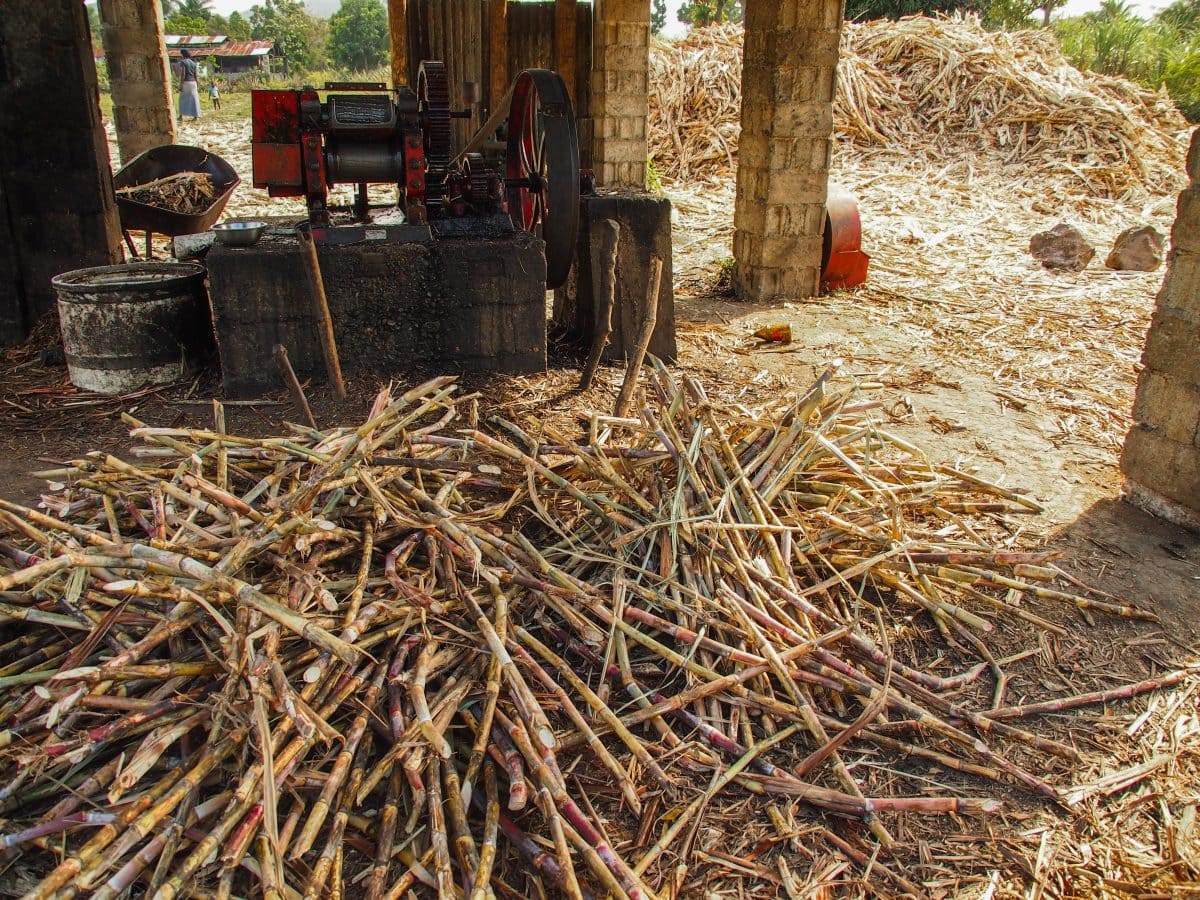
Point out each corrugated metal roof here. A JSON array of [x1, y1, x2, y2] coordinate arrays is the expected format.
[[164, 35, 228, 45], [165, 39, 275, 57]]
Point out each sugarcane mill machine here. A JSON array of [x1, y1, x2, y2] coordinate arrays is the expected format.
[[250, 61, 581, 289]]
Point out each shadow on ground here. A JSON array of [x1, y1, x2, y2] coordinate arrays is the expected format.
[[1050, 496, 1200, 647]]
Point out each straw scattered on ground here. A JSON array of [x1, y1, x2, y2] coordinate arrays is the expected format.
[[653, 18, 1191, 485]]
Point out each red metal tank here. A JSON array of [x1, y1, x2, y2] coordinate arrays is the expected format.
[[821, 183, 870, 293]]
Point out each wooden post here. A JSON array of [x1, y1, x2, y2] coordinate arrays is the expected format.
[[579, 219, 619, 391], [489, 0, 508, 114], [297, 229, 347, 401], [555, 0, 577, 103], [614, 256, 663, 418], [388, 0, 408, 88], [273, 344, 318, 429]]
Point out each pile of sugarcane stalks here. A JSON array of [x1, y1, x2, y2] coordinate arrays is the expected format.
[[115, 172, 216, 215], [0, 367, 1179, 898]]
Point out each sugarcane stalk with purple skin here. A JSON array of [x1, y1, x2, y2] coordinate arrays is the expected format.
[[507, 635, 643, 814], [486, 717, 529, 811], [89, 793, 230, 900], [981, 667, 1199, 720], [365, 769, 403, 900], [28, 753, 191, 898], [565, 631, 1001, 817], [386, 633, 420, 738], [41, 689, 207, 757], [468, 781, 594, 900], [540, 622, 839, 753], [357, 674, 471, 803], [290, 665, 386, 859], [458, 588, 558, 754], [0, 812, 116, 851], [493, 706, 652, 900]]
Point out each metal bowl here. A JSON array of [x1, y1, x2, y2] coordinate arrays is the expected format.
[[211, 221, 267, 247]]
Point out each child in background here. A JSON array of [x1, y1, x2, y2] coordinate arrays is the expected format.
[[209, 80, 221, 111]]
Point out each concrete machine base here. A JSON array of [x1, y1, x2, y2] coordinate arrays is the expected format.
[[554, 192, 677, 362], [206, 220, 547, 397]]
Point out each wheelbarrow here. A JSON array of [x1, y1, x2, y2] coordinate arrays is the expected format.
[[112, 144, 239, 259]]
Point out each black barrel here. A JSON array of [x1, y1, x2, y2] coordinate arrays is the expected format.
[[52, 263, 212, 394]]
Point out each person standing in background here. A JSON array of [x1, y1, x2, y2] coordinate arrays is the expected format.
[[178, 49, 201, 121], [209, 79, 221, 111]]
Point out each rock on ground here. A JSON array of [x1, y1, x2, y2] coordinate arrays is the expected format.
[[1105, 224, 1165, 271], [1030, 223, 1095, 272]]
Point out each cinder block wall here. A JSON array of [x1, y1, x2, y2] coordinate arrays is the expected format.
[[0, 0, 121, 345], [1121, 129, 1200, 527]]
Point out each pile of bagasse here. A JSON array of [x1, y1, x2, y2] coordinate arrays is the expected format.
[[649, 15, 1186, 196]]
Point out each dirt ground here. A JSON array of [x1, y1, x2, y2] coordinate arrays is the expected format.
[[4, 106, 1196, 895]]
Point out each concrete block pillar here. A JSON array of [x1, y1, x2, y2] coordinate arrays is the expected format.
[[591, 0, 650, 189], [733, 0, 844, 301], [1121, 128, 1200, 528], [99, 0, 176, 164]]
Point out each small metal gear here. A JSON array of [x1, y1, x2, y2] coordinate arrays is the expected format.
[[463, 153, 490, 203]]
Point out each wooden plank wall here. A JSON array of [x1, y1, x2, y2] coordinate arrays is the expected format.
[[407, 0, 486, 149], [408, 1, 593, 165]]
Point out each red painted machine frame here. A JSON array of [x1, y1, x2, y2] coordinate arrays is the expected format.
[[251, 88, 428, 226]]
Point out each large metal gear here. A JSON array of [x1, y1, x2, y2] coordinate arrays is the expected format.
[[417, 61, 453, 184], [505, 69, 580, 290]]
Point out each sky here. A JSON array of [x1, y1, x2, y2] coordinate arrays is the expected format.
[[199, 0, 1161, 28]]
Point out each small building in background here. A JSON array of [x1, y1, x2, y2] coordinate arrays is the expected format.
[[95, 34, 275, 82], [163, 35, 275, 79]]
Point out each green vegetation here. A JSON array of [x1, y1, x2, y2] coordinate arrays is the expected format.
[[97, 82, 252, 122], [249, 0, 329, 73], [677, 0, 742, 26], [164, 13, 208, 33], [651, 0, 668, 34], [328, 0, 389, 71], [223, 12, 254, 39], [645, 160, 664, 193], [846, 0, 981, 21], [103, 0, 1200, 125], [1054, 0, 1200, 120]]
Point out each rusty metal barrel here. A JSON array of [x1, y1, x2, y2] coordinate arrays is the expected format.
[[52, 262, 211, 394]]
